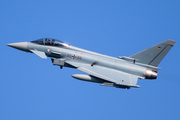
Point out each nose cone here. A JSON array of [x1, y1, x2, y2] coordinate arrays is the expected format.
[[7, 42, 28, 52]]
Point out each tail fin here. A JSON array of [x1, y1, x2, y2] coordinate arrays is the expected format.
[[130, 40, 176, 67]]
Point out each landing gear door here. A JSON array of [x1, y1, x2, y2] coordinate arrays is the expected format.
[[51, 58, 65, 66]]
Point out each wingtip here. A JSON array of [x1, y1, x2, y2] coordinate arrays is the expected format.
[[164, 40, 176, 45]]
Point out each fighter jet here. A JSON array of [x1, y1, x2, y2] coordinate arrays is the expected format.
[[7, 38, 176, 89]]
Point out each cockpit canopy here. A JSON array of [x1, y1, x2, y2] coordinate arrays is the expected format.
[[30, 38, 69, 47]]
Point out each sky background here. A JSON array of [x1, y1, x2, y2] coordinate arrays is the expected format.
[[0, 0, 180, 120]]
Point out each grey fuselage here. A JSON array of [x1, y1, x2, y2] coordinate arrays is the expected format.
[[7, 38, 176, 89], [27, 42, 151, 79]]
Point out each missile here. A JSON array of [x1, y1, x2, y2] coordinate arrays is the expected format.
[[72, 74, 105, 83]]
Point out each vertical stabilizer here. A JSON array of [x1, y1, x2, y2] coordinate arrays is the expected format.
[[130, 40, 176, 67]]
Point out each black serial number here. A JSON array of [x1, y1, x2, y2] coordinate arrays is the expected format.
[[67, 54, 82, 60]]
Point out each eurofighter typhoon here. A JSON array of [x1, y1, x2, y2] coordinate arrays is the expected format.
[[7, 39, 176, 89]]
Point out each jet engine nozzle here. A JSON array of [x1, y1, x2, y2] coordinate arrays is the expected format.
[[144, 69, 157, 79]]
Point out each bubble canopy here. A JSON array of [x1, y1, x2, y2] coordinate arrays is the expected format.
[[30, 38, 69, 47]]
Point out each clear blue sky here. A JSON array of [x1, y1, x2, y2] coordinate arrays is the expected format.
[[0, 0, 180, 120]]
